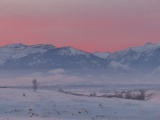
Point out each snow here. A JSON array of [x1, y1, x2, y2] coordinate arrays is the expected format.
[[58, 47, 90, 56], [0, 43, 160, 72], [0, 43, 89, 59], [0, 87, 160, 120], [125, 43, 160, 53], [0, 43, 160, 120], [146, 90, 160, 103], [0, 44, 56, 63], [109, 42, 160, 60], [12, 47, 47, 59], [0, 53, 11, 65], [93, 52, 110, 59], [109, 61, 129, 70], [4, 43, 27, 48]]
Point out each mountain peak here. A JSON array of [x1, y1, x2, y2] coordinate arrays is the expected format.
[[144, 42, 159, 47], [145, 42, 153, 46], [59, 46, 89, 56], [123, 42, 160, 53], [31, 44, 56, 49]]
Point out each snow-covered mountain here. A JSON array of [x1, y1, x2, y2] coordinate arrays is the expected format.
[[0, 43, 160, 73], [0, 43, 106, 69], [106, 42, 160, 73]]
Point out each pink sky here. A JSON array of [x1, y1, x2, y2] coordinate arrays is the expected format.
[[0, 0, 160, 52]]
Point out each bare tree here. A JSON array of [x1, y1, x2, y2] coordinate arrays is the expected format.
[[32, 79, 39, 92]]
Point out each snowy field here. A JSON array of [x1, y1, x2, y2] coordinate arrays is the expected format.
[[0, 69, 160, 119], [0, 87, 160, 120]]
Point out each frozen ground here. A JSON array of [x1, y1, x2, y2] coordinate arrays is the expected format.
[[0, 88, 160, 120]]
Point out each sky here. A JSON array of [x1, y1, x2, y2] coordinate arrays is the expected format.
[[0, 0, 160, 52]]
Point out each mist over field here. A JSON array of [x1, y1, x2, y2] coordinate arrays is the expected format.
[[0, 68, 160, 88]]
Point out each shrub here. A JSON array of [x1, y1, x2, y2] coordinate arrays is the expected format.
[[136, 90, 145, 100], [90, 92, 96, 97], [125, 91, 132, 99]]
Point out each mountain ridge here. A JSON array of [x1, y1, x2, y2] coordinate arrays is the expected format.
[[0, 43, 160, 74]]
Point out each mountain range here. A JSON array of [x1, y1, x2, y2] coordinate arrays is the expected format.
[[0, 43, 160, 74]]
